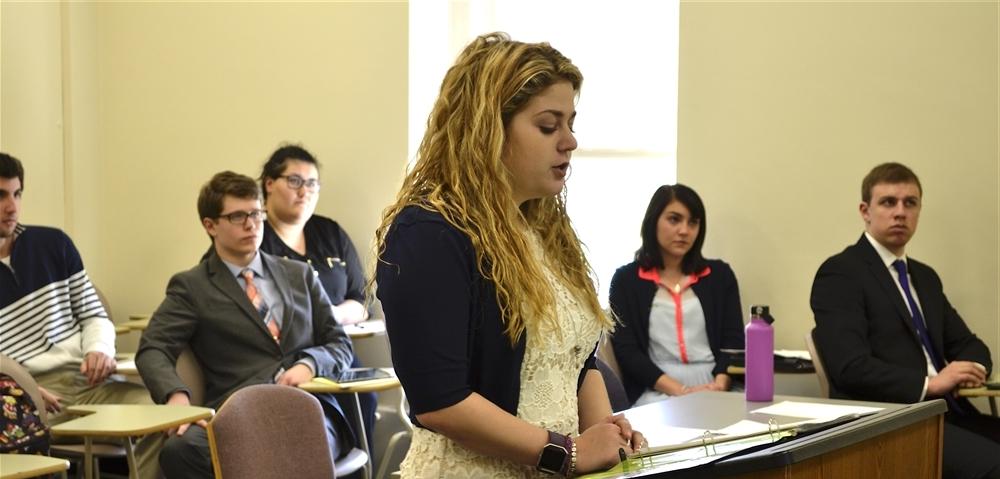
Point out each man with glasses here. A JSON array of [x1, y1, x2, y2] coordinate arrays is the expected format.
[[0, 152, 164, 477], [136, 171, 357, 479]]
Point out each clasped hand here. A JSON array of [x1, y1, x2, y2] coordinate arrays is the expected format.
[[575, 413, 646, 473], [928, 361, 987, 397]]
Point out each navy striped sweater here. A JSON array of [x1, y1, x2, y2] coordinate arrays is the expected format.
[[1, 224, 115, 374]]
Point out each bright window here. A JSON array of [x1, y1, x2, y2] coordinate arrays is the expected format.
[[410, 0, 679, 305]]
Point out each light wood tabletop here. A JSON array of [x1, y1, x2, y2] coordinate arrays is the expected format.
[[957, 387, 998, 416], [299, 368, 400, 394], [52, 404, 213, 437], [51, 404, 214, 479], [0, 454, 69, 479], [122, 318, 150, 331], [343, 319, 386, 339]]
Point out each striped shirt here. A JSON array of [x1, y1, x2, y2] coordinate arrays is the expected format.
[[0, 224, 114, 374]]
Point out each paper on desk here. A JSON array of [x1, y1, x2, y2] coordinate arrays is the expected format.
[[710, 419, 777, 436], [642, 425, 708, 449], [750, 401, 882, 421], [774, 349, 811, 360]]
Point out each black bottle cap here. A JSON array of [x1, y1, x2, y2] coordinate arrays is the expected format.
[[751, 305, 775, 324]]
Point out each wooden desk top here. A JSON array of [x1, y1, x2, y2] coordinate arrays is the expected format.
[[122, 318, 150, 331], [0, 454, 70, 479], [957, 387, 1000, 398], [114, 358, 138, 376], [51, 405, 213, 437], [300, 368, 400, 394], [343, 319, 386, 339]]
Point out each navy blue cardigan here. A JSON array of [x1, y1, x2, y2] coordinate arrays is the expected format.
[[376, 206, 597, 427], [609, 260, 745, 405]]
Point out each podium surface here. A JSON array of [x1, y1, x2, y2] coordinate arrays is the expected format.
[[621, 391, 944, 478]]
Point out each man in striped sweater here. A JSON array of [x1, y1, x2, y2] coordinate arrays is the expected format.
[[0, 152, 162, 478]]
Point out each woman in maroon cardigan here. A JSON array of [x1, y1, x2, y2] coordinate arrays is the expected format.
[[610, 184, 745, 407]]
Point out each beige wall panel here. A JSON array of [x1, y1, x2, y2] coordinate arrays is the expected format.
[[62, 2, 103, 281], [1, 1, 65, 228], [90, 2, 407, 321], [678, 2, 999, 371]]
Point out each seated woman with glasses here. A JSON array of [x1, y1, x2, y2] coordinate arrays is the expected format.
[[610, 184, 745, 407], [257, 144, 368, 325], [257, 144, 377, 450]]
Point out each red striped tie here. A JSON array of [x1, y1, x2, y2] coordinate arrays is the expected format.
[[242, 269, 280, 343]]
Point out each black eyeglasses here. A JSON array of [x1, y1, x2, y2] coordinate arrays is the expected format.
[[217, 209, 266, 225], [279, 175, 321, 190]]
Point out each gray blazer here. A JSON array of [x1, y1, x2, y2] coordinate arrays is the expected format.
[[136, 250, 354, 410]]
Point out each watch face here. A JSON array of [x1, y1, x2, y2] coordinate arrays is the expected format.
[[538, 443, 568, 474]]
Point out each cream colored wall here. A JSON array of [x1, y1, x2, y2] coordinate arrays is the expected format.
[[1, 2, 67, 229], [678, 1, 999, 376], [2, 3, 408, 334]]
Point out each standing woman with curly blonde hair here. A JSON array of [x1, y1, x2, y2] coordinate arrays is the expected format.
[[375, 33, 645, 477]]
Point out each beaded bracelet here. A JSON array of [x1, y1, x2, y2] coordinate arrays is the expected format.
[[561, 434, 577, 477]]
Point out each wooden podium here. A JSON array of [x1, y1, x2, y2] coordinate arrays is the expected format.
[[620, 391, 944, 478]]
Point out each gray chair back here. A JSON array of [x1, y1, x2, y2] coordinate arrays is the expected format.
[[207, 384, 336, 479], [596, 358, 630, 412], [805, 328, 830, 398], [175, 348, 205, 406]]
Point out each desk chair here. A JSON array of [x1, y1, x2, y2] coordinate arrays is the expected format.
[[173, 348, 205, 407], [93, 286, 113, 324], [351, 307, 414, 479], [175, 349, 367, 476], [373, 394, 412, 479], [596, 358, 630, 413], [0, 354, 126, 479], [207, 384, 335, 479], [804, 329, 830, 398], [596, 326, 624, 381], [596, 332, 630, 412]]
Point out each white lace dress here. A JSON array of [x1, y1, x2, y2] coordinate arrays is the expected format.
[[399, 234, 603, 478]]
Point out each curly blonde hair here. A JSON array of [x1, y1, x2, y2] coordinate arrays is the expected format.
[[374, 32, 612, 344]]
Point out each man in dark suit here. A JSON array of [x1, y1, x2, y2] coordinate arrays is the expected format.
[[811, 162, 999, 479], [136, 171, 356, 479]]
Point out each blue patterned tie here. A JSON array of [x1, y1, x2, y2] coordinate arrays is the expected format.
[[892, 260, 965, 414]]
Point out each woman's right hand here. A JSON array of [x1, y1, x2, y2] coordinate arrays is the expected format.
[[37, 385, 62, 413], [574, 422, 632, 473], [654, 374, 689, 396]]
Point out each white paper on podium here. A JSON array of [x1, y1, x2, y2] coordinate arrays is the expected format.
[[711, 419, 777, 436], [750, 401, 882, 421], [643, 425, 712, 449], [774, 349, 811, 360]]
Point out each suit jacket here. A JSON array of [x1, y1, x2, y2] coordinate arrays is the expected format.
[[609, 259, 745, 405], [810, 234, 992, 404], [136, 250, 355, 410]]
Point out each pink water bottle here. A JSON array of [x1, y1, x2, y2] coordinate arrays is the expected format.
[[745, 305, 775, 402]]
